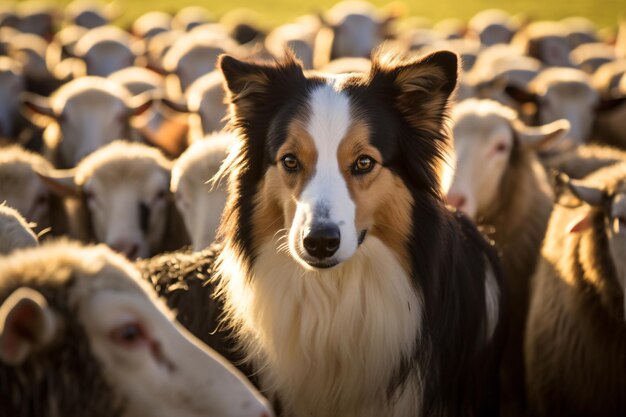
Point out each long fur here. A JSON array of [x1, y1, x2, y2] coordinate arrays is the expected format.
[[212, 50, 504, 417]]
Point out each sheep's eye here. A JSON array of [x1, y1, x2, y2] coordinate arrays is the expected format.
[[281, 154, 300, 172], [494, 143, 508, 153], [155, 190, 168, 201], [110, 323, 147, 348], [352, 156, 375, 174]]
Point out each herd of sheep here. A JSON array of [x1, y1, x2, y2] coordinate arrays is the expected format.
[[1, 0, 626, 416]]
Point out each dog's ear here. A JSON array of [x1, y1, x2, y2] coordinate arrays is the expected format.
[[369, 50, 459, 129], [218, 52, 306, 118]]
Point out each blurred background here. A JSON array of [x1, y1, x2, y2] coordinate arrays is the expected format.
[[8, 0, 625, 29]]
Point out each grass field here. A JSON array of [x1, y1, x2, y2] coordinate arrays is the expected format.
[[14, 0, 626, 31]]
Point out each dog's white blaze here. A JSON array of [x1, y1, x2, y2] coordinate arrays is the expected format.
[[289, 84, 358, 264], [220, 236, 422, 417]]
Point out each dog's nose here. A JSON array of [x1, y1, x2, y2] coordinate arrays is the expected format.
[[303, 225, 341, 259]]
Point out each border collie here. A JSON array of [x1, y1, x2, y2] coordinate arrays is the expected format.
[[214, 50, 504, 417]]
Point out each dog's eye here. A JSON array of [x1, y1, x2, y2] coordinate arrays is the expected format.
[[281, 154, 300, 172], [352, 156, 375, 174]]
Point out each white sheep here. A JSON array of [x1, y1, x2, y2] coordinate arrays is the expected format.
[[38, 140, 189, 259], [73, 25, 139, 77], [0, 204, 37, 254], [21, 76, 154, 168], [446, 98, 570, 415], [0, 240, 273, 417], [505, 67, 599, 145], [171, 132, 233, 251], [0, 145, 67, 236]]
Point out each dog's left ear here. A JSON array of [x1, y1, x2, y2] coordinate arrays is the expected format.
[[369, 50, 459, 128]]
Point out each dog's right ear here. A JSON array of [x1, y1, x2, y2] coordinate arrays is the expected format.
[[218, 53, 306, 117]]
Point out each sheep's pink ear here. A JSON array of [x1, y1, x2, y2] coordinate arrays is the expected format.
[[566, 212, 593, 233], [0, 288, 58, 365], [35, 167, 79, 198]]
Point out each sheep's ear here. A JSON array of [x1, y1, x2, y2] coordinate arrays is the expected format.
[[0, 288, 58, 365], [568, 179, 605, 207], [566, 212, 594, 233], [514, 118, 570, 151], [218, 53, 305, 117], [128, 91, 156, 117], [20, 92, 56, 125], [35, 167, 79, 197], [369, 50, 458, 129], [160, 97, 190, 114]]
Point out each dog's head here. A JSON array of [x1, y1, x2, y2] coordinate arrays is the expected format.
[[218, 50, 458, 270]]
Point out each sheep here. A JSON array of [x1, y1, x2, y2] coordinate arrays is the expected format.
[[64, 0, 117, 29], [161, 70, 228, 143], [0, 145, 68, 237], [37, 140, 189, 259], [468, 9, 517, 46], [511, 21, 573, 67], [546, 144, 626, 180], [0, 240, 273, 417], [561, 16, 599, 49], [459, 44, 541, 107], [505, 67, 599, 145], [171, 132, 233, 251], [131, 11, 172, 40], [172, 6, 215, 32], [313, 0, 398, 68], [265, 21, 317, 69], [446, 99, 570, 416], [143, 29, 183, 75], [163, 29, 239, 96], [21, 76, 154, 168], [0, 204, 37, 254], [7, 32, 61, 96], [73, 26, 138, 78], [0, 57, 26, 140], [14, 1, 56, 40], [45, 25, 88, 75], [570, 43, 615, 74], [525, 165, 626, 416]]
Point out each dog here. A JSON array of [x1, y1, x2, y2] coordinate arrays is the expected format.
[[213, 49, 504, 417]]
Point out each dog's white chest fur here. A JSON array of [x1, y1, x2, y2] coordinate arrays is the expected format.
[[219, 236, 424, 417]]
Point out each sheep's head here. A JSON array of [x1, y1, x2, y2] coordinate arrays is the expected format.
[[21, 77, 153, 168], [560, 165, 626, 321], [447, 99, 569, 219], [37, 141, 172, 259], [0, 241, 273, 417]]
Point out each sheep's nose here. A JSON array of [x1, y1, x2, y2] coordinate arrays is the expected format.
[[109, 240, 140, 260], [303, 224, 340, 259], [446, 193, 467, 211]]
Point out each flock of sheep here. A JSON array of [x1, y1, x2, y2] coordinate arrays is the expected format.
[[1, 0, 626, 416]]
